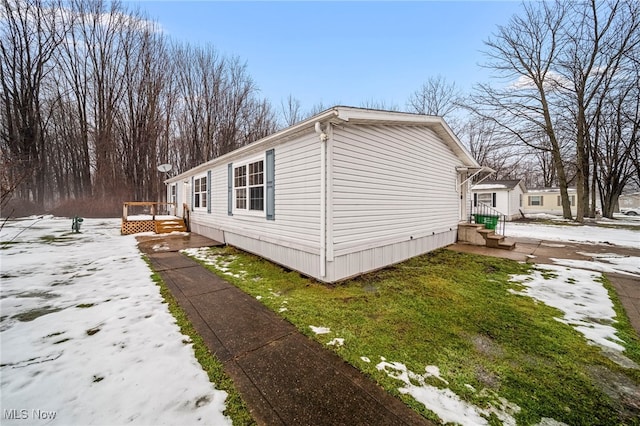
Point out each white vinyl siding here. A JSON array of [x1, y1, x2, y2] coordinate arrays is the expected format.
[[331, 124, 462, 256], [188, 133, 322, 262]]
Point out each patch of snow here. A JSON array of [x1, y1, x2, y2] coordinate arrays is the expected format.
[[182, 248, 246, 279], [360, 356, 371, 363], [558, 253, 640, 277], [151, 243, 170, 251], [327, 338, 345, 347], [376, 361, 520, 426], [0, 217, 230, 425], [506, 222, 640, 249], [278, 307, 288, 312], [309, 326, 331, 335], [256, 295, 263, 300], [509, 264, 636, 365], [424, 365, 449, 384]]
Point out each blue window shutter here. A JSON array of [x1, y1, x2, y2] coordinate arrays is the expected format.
[[227, 163, 233, 216], [191, 176, 194, 211], [266, 149, 275, 220], [492, 193, 496, 208], [207, 170, 212, 213]]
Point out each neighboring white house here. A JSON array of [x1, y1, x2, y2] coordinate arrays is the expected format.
[[165, 106, 483, 283], [523, 187, 578, 216], [471, 179, 526, 221], [619, 192, 640, 213]]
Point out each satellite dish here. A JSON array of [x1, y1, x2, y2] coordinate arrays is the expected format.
[[157, 164, 172, 173]]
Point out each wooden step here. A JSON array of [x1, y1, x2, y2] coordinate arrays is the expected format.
[[155, 219, 187, 234]]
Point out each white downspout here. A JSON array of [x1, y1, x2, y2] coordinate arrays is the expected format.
[[316, 122, 328, 278]]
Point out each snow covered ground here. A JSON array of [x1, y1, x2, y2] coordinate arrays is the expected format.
[[1, 215, 638, 426], [0, 217, 230, 425], [506, 220, 640, 249]]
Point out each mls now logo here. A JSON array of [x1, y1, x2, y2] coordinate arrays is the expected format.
[[4, 409, 57, 420]]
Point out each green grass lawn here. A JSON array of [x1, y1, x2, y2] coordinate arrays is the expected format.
[[186, 246, 640, 425]]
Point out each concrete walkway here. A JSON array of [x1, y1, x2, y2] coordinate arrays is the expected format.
[[137, 234, 429, 426], [449, 237, 640, 338]]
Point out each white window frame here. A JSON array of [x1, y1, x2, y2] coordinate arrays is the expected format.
[[233, 155, 265, 216], [193, 174, 208, 211]]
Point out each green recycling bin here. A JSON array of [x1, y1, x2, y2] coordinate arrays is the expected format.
[[474, 214, 499, 230]]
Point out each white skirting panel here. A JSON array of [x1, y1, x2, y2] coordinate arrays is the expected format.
[[190, 222, 225, 243], [191, 226, 455, 284], [224, 232, 321, 280], [325, 229, 457, 283]]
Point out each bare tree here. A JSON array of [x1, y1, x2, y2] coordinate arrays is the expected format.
[[471, 0, 575, 219], [593, 57, 640, 217], [471, 0, 640, 220], [0, 0, 68, 207], [281, 94, 302, 127], [555, 0, 640, 219], [359, 99, 400, 111], [407, 75, 461, 118]]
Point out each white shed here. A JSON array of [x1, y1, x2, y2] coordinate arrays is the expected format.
[[165, 106, 481, 283], [471, 179, 526, 221]]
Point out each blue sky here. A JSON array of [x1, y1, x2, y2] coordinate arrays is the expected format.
[[129, 1, 525, 114]]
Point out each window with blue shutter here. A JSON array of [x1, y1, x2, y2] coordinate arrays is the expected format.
[[266, 149, 275, 220]]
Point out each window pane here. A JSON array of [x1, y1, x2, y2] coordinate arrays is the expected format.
[[478, 193, 492, 204], [236, 188, 246, 209], [234, 166, 246, 187], [250, 187, 264, 211], [195, 193, 200, 208], [249, 161, 264, 186]]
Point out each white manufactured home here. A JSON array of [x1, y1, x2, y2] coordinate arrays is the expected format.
[[523, 187, 578, 217], [165, 106, 482, 283], [471, 179, 526, 221]]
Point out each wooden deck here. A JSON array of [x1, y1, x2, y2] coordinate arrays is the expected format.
[[121, 202, 189, 235]]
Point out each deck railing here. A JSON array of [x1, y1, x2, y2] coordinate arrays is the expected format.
[[470, 201, 507, 236], [122, 201, 177, 221]]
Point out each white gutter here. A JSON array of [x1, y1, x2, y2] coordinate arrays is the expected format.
[[316, 122, 328, 278]]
